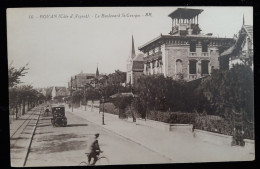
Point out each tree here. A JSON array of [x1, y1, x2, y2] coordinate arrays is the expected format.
[[72, 90, 83, 104], [107, 70, 126, 86], [201, 65, 254, 139], [9, 85, 44, 118], [113, 96, 133, 119], [8, 63, 29, 87], [201, 65, 253, 118], [85, 88, 101, 101]]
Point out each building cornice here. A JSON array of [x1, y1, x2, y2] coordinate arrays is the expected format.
[[138, 34, 234, 52]]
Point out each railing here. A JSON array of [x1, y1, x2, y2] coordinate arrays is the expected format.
[[189, 52, 209, 57], [189, 74, 197, 80], [201, 52, 209, 57], [189, 52, 197, 57]]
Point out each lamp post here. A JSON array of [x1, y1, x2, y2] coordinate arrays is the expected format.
[[101, 96, 105, 125], [84, 85, 86, 111]]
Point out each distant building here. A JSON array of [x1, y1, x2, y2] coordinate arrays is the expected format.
[[68, 68, 104, 95], [220, 22, 253, 70], [41, 86, 68, 100], [68, 72, 96, 94], [138, 8, 234, 81], [35, 88, 47, 96], [126, 35, 144, 85]]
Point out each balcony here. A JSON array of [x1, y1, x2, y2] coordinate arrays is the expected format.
[[144, 51, 162, 62], [189, 52, 197, 57], [189, 52, 210, 58], [189, 74, 197, 80], [201, 52, 209, 57]]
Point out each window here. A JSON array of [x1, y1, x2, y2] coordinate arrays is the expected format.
[[201, 60, 209, 74], [202, 42, 208, 52], [176, 59, 183, 73], [189, 60, 197, 74], [190, 41, 196, 52]]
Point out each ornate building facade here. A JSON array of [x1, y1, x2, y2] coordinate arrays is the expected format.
[[138, 8, 235, 81]]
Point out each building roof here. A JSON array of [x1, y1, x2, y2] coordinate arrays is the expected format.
[[75, 72, 95, 77], [243, 25, 253, 41], [133, 53, 144, 61], [55, 86, 66, 92], [221, 46, 235, 56], [138, 34, 234, 51], [168, 8, 203, 19], [221, 25, 253, 57]]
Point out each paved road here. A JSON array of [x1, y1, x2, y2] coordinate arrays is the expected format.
[[25, 110, 171, 167]]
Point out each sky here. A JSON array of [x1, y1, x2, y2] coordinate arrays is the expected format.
[[7, 7, 253, 88]]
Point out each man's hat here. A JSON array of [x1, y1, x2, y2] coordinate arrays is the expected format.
[[95, 133, 100, 137]]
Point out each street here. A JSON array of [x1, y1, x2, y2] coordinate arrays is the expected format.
[[24, 107, 171, 166], [10, 104, 254, 167]]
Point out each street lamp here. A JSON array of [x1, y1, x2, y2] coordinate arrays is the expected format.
[[101, 96, 105, 125], [84, 85, 86, 111]]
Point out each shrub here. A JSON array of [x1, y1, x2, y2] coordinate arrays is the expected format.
[[103, 102, 118, 115]]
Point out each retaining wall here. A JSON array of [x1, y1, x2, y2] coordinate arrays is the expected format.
[[244, 139, 255, 153], [194, 129, 233, 146], [136, 118, 193, 133]]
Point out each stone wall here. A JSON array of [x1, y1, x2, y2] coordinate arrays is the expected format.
[[209, 48, 220, 69], [166, 46, 189, 79], [194, 129, 233, 146]]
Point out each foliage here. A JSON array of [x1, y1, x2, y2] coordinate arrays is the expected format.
[[8, 63, 29, 87], [145, 110, 253, 139], [113, 96, 133, 110], [134, 74, 209, 113], [148, 111, 197, 124], [53, 95, 64, 102], [201, 64, 254, 123], [72, 90, 83, 103], [103, 102, 118, 115], [132, 96, 147, 119], [85, 88, 100, 101], [9, 85, 45, 115], [106, 70, 126, 86]]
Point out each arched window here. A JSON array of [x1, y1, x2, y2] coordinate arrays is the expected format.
[[189, 60, 197, 74], [176, 59, 183, 73]]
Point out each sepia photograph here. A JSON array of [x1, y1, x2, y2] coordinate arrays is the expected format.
[[7, 6, 254, 167]]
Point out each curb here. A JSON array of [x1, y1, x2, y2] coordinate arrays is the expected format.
[[23, 108, 41, 167]]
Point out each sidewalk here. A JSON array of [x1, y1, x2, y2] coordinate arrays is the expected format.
[[9, 107, 38, 137], [68, 105, 254, 163], [10, 107, 41, 167]]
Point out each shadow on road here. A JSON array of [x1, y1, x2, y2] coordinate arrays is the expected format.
[[35, 131, 54, 135], [66, 124, 88, 127], [37, 124, 53, 127], [30, 140, 87, 154], [10, 137, 28, 140], [10, 145, 25, 149]]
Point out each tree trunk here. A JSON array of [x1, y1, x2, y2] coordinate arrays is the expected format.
[[22, 100, 25, 115], [28, 101, 30, 111], [15, 105, 18, 120]]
